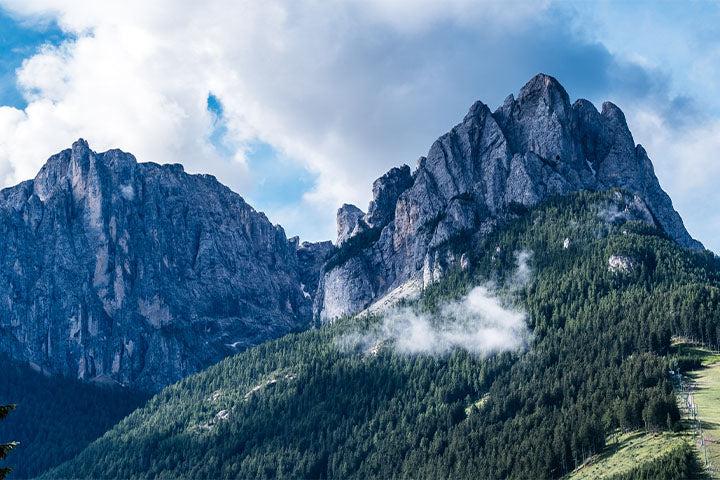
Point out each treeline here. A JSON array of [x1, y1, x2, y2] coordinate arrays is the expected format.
[[44, 191, 720, 479]]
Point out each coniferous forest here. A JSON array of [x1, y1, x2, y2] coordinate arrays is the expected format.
[[35, 190, 720, 479], [0, 358, 146, 478]]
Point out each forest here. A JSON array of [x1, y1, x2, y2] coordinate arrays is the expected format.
[[23, 190, 720, 478], [0, 357, 146, 478]]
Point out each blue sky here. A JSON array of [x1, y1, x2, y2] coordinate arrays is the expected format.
[[0, 8, 65, 107], [0, 0, 718, 252]]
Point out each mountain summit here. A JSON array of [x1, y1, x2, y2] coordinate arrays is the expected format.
[[0, 140, 331, 391], [314, 73, 702, 321]]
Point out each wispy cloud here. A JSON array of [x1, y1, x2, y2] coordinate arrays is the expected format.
[[339, 286, 530, 357], [339, 251, 533, 357]]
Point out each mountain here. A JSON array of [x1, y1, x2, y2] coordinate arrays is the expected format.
[[0, 74, 701, 392], [42, 190, 719, 479], [314, 74, 702, 322], [1, 73, 714, 478], [0, 139, 331, 391]]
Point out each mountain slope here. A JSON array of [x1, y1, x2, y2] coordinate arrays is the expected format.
[[314, 73, 701, 321], [0, 356, 146, 478], [44, 191, 720, 479], [0, 139, 331, 391]]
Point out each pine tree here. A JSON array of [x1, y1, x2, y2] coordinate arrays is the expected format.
[[0, 404, 18, 480]]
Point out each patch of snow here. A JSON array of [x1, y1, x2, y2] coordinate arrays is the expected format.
[[300, 283, 311, 299]]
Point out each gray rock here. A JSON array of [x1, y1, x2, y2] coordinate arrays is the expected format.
[[365, 165, 413, 228], [0, 140, 317, 391], [294, 239, 335, 300], [315, 73, 703, 321], [336, 204, 366, 245]]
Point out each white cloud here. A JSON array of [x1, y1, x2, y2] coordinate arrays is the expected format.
[[0, 0, 548, 241], [625, 107, 720, 252], [339, 285, 531, 356], [2, 0, 717, 254], [339, 251, 533, 356]]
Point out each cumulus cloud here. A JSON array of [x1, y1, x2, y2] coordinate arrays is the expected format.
[[0, 0, 638, 242], [339, 286, 530, 357], [0, 0, 717, 250]]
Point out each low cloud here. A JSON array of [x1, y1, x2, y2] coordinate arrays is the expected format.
[[339, 280, 531, 357], [511, 250, 532, 288]]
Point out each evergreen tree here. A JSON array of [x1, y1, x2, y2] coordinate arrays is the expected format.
[[0, 405, 17, 480]]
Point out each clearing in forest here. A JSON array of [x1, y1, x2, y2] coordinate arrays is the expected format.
[[566, 430, 693, 479], [678, 342, 720, 477]]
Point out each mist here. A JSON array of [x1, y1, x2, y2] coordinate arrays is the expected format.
[[339, 252, 533, 357]]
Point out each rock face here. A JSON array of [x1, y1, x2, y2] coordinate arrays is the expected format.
[[0, 140, 319, 391], [315, 73, 702, 321], [336, 204, 366, 246]]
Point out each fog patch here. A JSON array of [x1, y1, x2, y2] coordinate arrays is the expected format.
[[511, 250, 532, 288], [339, 285, 530, 357], [598, 203, 630, 224]]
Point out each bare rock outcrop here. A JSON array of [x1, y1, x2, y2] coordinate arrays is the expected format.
[[0, 140, 319, 391], [314, 74, 702, 322]]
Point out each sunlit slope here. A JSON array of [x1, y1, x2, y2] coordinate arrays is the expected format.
[[567, 431, 699, 480], [44, 191, 720, 479]]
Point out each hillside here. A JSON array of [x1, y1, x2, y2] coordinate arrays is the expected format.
[[566, 431, 701, 480], [0, 357, 146, 478], [43, 190, 720, 479]]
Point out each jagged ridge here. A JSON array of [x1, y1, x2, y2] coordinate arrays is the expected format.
[[315, 73, 702, 321], [0, 140, 332, 391]]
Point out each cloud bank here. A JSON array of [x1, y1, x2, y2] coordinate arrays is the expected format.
[[0, 1, 718, 250]]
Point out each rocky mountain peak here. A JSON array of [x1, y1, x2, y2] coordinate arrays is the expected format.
[[366, 165, 413, 229], [314, 73, 703, 322], [337, 204, 366, 245], [512, 73, 572, 120], [0, 141, 319, 391]]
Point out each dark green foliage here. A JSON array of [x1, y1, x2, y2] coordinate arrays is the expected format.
[[0, 405, 17, 480], [0, 358, 146, 478], [323, 225, 381, 272], [44, 191, 720, 479]]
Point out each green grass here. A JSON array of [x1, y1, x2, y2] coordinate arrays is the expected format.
[[686, 354, 720, 476], [672, 340, 720, 366], [567, 431, 692, 479]]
